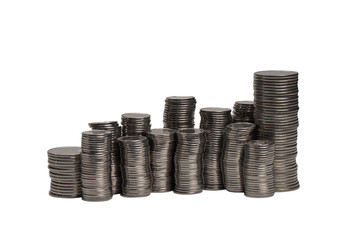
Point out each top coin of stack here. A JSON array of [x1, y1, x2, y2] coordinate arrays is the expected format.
[[200, 107, 232, 190], [88, 121, 121, 194], [163, 96, 196, 129], [121, 113, 151, 136], [254, 70, 300, 192], [232, 101, 255, 123]]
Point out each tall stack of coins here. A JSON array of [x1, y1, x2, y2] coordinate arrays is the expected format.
[[200, 107, 232, 190], [81, 130, 112, 201], [121, 113, 151, 136], [244, 140, 275, 198], [47, 147, 82, 198], [254, 70, 300, 192], [163, 96, 196, 129], [88, 121, 121, 194], [221, 122, 256, 192], [145, 128, 176, 192], [174, 129, 206, 194], [232, 101, 255, 123], [118, 136, 152, 197]]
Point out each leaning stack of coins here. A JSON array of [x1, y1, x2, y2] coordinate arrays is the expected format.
[[81, 130, 112, 201], [221, 122, 256, 192], [254, 70, 300, 192], [47, 147, 82, 198], [118, 136, 152, 197], [145, 128, 176, 192], [200, 107, 232, 190], [121, 113, 151, 136], [88, 121, 122, 194], [174, 129, 206, 194], [163, 96, 196, 129], [232, 101, 255, 123], [244, 140, 275, 198]]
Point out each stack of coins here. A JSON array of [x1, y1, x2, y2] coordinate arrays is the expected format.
[[254, 70, 300, 192], [200, 107, 232, 190], [174, 129, 206, 194], [118, 136, 152, 197], [232, 101, 255, 123], [244, 140, 275, 198], [221, 122, 256, 192], [163, 96, 196, 129], [121, 113, 151, 136], [88, 121, 121, 194], [145, 128, 176, 192], [81, 130, 112, 201], [48, 147, 82, 198]]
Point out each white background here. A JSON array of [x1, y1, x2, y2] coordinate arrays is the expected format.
[[1, 0, 359, 239]]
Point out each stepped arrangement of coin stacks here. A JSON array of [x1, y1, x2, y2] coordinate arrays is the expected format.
[[200, 107, 232, 190], [88, 121, 121, 194], [118, 136, 152, 197], [121, 113, 151, 136], [47, 70, 300, 201], [145, 128, 176, 192], [244, 140, 275, 198], [254, 70, 300, 192], [221, 122, 256, 192], [174, 129, 206, 194], [81, 130, 112, 201], [163, 96, 196, 129], [47, 147, 82, 198], [232, 101, 255, 123]]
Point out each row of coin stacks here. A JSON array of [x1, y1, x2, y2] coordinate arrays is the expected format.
[[47, 70, 300, 201]]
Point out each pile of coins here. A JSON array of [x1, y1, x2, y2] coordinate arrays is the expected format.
[[221, 122, 256, 192], [118, 136, 152, 197], [145, 128, 176, 192], [89, 121, 121, 194], [254, 70, 300, 192], [163, 96, 196, 129], [121, 113, 151, 136], [232, 101, 255, 123], [200, 107, 232, 190], [244, 140, 275, 198], [81, 130, 112, 201], [47, 147, 82, 198], [174, 129, 206, 194]]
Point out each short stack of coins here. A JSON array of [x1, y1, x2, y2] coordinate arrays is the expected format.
[[48, 147, 82, 198], [232, 101, 255, 123], [88, 121, 122, 194], [145, 128, 176, 192], [118, 136, 152, 197], [174, 129, 206, 194], [221, 122, 256, 192], [254, 70, 300, 192], [200, 107, 232, 190], [81, 130, 112, 201], [163, 96, 196, 129], [244, 140, 275, 198], [121, 113, 151, 136]]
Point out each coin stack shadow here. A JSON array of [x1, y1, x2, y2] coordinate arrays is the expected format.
[[221, 122, 256, 192], [232, 101, 255, 123], [200, 107, 232, 190], [81, 130, 112, 201], [118, 136, 152, 197], [244, 140, 275, 198], [48, 147, 82, 198], [174, 129, 206, 194], [145, 128, 176, 192], [88, 121, 121, 194], [121, 113, 151, 136], [163, 96, 196, 129], [254, 70, 300, 192]]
